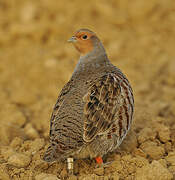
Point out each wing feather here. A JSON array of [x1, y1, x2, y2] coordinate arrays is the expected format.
[[49, 79, 73, 137], [83, 73, 121, 142]]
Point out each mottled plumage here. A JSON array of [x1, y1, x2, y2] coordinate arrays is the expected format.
[[43, 29, 134, 164]]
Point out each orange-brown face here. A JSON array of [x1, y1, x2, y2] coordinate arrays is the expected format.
[[68, 31, 95, 55]]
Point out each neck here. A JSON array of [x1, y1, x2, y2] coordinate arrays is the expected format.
[[73, 51, 109, 75], [73, 39, 110, 75]]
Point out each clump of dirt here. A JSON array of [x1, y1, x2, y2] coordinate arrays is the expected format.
[[0, 0, 175, 179]]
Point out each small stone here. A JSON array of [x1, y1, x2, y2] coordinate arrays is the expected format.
[[94, 167, 104, 176], [140, 141, 165, 160], [165, 151, 175, 166], [8, 153, 31, 168], [10, 137, 23, 148], [157, 124, 170, 143], [134, 148, 147, 158], [24, 123, 39, 139], [137, 127, 156, 144], [135, 160, 173, 180], [35, 173, 60, 180]]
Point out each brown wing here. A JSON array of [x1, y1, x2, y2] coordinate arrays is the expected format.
[[83, 73, 122, 142], [49, 79, 73, 137]]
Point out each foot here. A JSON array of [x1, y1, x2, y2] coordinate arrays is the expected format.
[[95, 156, 113, 168], [95, 156, 103, 165]]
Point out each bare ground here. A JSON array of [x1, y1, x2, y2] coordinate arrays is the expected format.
[[0, 0, 175, 179]]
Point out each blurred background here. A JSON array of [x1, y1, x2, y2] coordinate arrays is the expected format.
[[0, 0, 175, 179]]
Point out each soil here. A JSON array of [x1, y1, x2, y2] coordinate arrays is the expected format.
[[0, 0, 175, 179]]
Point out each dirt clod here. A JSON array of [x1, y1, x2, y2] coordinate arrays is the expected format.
[[135, 160, 173, 180], [8, 153, 31, 168], [35, 173, 60, 180]]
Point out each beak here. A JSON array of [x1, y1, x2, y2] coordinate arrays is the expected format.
[[68, 36, 77, 43]]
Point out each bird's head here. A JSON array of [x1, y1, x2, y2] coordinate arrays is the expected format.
[[68, 29, 101, 56]]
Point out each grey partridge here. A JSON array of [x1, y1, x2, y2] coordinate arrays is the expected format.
[[43, 29, 134, 173]]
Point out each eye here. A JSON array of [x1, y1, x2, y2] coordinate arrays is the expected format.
[[82, 35, 88, 40]]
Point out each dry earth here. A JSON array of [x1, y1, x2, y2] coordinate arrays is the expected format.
[[0, 0, 175, 179]]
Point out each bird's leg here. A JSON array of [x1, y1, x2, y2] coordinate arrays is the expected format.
[[95, 156, 103, 165], [67, 157, 74, 175], [95, 156, 112, 167]]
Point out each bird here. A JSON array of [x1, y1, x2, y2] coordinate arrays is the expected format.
[[43, 29, 134, 174]]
